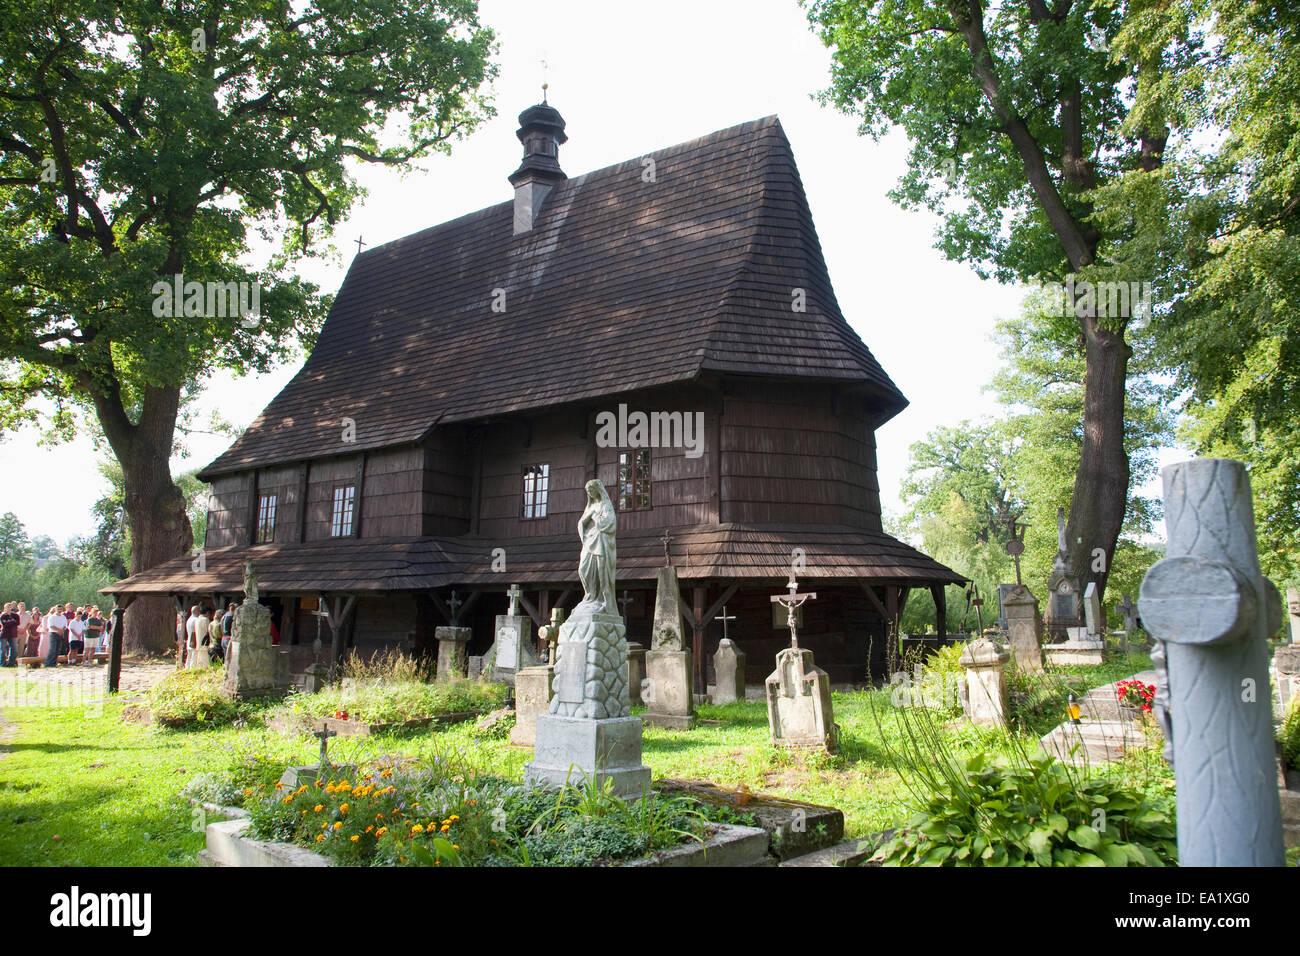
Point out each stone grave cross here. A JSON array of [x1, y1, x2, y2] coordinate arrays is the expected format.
[[506, 583, 523, 618], [715, 605, 737, 641], [618, 590, 633, 621], [1138, 457, 1284, 866], [771, 577, 816, 649], [315, 725, 337, 770], [1116, 593, 1138, 654], [660, 529, 673, 565], [447, 589, 463, 625]]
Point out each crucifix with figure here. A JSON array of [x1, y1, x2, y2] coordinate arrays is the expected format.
[[771, 577, 816, 649], [315, 725, 337, 770]]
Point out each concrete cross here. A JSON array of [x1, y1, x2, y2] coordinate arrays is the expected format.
[[714, 605, 737, 641], [506, 584, 523, 618], [618, 590, 633, 620], [1116, 593, 1138, 634], [771, 577, 816, 649], [660, 529, 673, 565], [447, 589, 463, 624], [315, 725, 337, 770], [1138, 458, 1284, 866]]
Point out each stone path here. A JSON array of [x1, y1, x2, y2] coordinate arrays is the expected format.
[[0, 658, 176, 708], [1038, 670, 1156, 766]]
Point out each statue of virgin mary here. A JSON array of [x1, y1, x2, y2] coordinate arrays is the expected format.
[[577, 479, 617, 615]]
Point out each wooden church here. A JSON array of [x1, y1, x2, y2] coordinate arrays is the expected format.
[[106, 102, 964, 689]]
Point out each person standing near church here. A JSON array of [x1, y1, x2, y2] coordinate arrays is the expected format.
[[0, 603, 19, 667], [28, 607, 43, 658], [85, 606, 105, 664], [67, 608, 87, 664], [44, 604, 69, 667], [16, 603, 31, 658]]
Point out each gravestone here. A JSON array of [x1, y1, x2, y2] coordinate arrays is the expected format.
[[1273, 644, 1300, 718], [1116, 594, 1139, 653], [483, 585, 539, 686], [512, 606, 564, 747], [525, 480, 650, 797], [1289, 588, 1300, 644], [1138, 457, 1285, 866], [713, 638, 747, 703], [996, 583, 1017, 634], [1083, 582, 1103, 638], [435, 626, 470, 681], [1044, 507, 1085, 641], [765, 579, 835, 751], [220, 563, 291, 700], [626, 641, 646, 706], [959, 638, 1010, 727], [642, 565, 694, 729], [1043, 581, 1105, 666], [1001, 585, 1043, 672]]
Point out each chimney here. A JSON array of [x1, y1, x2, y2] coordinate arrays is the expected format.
[[508, 101, 567, 235]]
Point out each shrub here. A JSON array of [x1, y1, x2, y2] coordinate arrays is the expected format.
[[873, 752, 1178, 866], [147, 667, 242, 728], [274, 674, 507, 726], [179, 772, 243, 808], [1281, 699, 1300, 773]]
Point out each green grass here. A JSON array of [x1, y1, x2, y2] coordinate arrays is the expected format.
[[0, 654, 1171, 865]]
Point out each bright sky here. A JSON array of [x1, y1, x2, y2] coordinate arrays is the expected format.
[[1, 0, 1184, 547]]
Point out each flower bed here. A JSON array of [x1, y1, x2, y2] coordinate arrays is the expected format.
[[241, 757, 752, 867]]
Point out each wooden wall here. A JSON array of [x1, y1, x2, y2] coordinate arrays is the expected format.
[[361, 447, 423, 539], [205, 473, 251, 549], [477, 407, 590, 539], [422, 427, 473, 536], [720, 381, 882, 530]]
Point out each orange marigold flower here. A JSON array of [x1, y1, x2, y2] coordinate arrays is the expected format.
[[274, 782, 284, 790], [333, 822, 343, 830], [350, 835, 360, 843], [411, 824, 425, 834], [366, 826, 374, 834], [440, 825, 450, 833], [376, 827, 387, 837], [316, 834, 325, 842], [452, 845, 460, 851], [449, 815, 459, 821], [339, 803, 349, 814], [434, 860, 441, 866], [314, 804, 324, 812]]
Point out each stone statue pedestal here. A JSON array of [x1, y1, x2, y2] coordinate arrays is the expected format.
[[484, 613, 538, 686], [436, 627, 470, 681], [524, 605, 649, 796], [220, 600, 290, 700], [712, 638, 747, 703], [765, 646, 835, 751], [959, 638, 1010, 727], [526, 715, 651, 797], [510, 664, 554, 747], [1001, 585, 1044, 672]]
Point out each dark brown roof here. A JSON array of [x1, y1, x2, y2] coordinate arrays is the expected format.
[[103, 524, 965, 595], [200, 116, 907, 478]]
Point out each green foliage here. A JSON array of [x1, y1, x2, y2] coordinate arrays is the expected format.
[[147, 666, 242, 728], [0, 556, 115, 609], [1281, 700, 1300, 774], [277, 672, 507, 726], [873, 751, 1178, 866], [0, 512, 31, 562]]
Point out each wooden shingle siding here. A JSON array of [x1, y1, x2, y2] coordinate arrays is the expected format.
[[205, 473, 251, 549], [304, 455, 362, 542], [360, 447, 423, 539]]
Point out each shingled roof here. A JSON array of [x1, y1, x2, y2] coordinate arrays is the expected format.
[[102, 524, 965, 595], [200, 115, 907, 478]]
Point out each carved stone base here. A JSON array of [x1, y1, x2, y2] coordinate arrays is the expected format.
[[220, 602, 291, 700], [435, 627, 470, 681], [643, 648, 694, 728], [510, 664, 554, 747], [525, 715, 651, 798], [549, 609, 630, 720]]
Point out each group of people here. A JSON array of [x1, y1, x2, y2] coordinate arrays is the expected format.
[[178, 604, 236, 668], [0, 602, 112, 668]]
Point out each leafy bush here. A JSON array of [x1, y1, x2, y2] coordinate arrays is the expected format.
[[147, 667, 242, 728], [873, 752, 1178, 866], [1281, 699, 1300, 773], [275, 674, 507, 726], [179, 772, 243, 808]]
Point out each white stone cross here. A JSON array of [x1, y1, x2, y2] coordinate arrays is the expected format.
[[506, 584, 523, 618], [714, 605, 737, 641]]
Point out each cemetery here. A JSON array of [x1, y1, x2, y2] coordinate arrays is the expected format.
[[4, 2, 1300, 879]]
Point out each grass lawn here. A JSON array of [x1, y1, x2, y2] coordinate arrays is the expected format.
[[0, 654, 1175, 866]]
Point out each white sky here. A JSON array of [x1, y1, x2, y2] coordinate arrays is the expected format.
[[1, 0, 1185, 547]]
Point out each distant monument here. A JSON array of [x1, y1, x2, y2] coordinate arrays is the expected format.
[[642, 565, 695, 728], [220, 561, 291, 700], [765, 576, 835, 751], [524, 480, 650, 796], [1043, 507, 1084, 642]]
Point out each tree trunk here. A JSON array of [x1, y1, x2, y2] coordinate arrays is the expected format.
[[1065, 319, 1132, 600], [94, 384, 193, 656]]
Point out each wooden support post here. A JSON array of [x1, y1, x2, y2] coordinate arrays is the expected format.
[[692, 586, 706, 695], [108, 597, 132, 695], [931, 584, 948, 642]]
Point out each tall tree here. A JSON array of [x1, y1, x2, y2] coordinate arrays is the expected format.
[[0, 1, 496, 650], [0, 511, 32, 562], [804, 0, 1188, 596]]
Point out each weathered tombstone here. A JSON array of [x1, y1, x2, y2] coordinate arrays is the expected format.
[[1044, 507, 1085, 641], [1001, 584, 1044, 672], [512, 607, 564, 747], [1116, 593, 1139, 653], [713, 638, 747, 703], [435, 626, 470, 681], [958, 638, 1010, 727], [996, 583, 1017, 635], [642, 565, 694, 728], [1138, 457, 1285, 866], [625, 641, 646, 706], [1083, 582, 1103, 638], [765, 578, 835, 751], [1289, 588, 1300, 644], [525, 480, 650, 797], [467, 655, 484, 680], [220, 562, 291, 699], [1273, 644, 1300, 718], [1043, 582, 1105, 666], [483, 584, 539, 686]]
